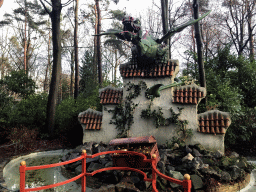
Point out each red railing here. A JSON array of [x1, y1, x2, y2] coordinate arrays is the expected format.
[[19, 150, 191, 192]]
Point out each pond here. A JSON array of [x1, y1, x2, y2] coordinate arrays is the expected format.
[[3, 150, 81, 192]]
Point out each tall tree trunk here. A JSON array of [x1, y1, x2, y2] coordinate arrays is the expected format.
[[193, 0, 206, 88], [0, 0, 4, 8], [24, 0, 27, 73], [74, 0, 79, 98], [70, 49, 74, 97], [44, 30, 51, 92], [247, 0, 254, 61], [93, 5, 98, 87], [161, 0, 169, 58], [95, 0, 102, 86], [46, 0, 62, 138]]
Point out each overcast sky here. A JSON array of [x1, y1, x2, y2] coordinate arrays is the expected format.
[[0, 0, 154, 20]]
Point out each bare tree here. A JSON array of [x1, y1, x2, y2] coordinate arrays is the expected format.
[[223, 0, 256, 56], [74, 0, 79, 98]]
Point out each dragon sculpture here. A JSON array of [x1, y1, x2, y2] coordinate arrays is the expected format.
[[96, 11, 211, 66]]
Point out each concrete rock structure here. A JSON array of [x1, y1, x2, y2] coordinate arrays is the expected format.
[[78, 59, 231, 153]]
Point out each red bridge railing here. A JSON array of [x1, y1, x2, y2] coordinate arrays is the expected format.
[[19, 150, 191, 192]]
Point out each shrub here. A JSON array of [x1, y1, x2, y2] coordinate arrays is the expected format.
[[225, 108, 256, 148], [55, 94, 101, 146], [8, 93, 48, 133]]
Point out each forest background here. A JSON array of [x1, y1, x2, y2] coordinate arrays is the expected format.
[[0, 0, 256, 156]]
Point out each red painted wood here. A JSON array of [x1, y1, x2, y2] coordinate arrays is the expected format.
[[19, 164, 26, 192]]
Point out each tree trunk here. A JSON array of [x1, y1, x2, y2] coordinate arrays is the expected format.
[[193, 0, 206, 88], [95, 0, 102, 86], [46, 0, 62, 138], [93, 4, 98, 87], [0, 0, 4, 8], [24, 0, 27, 73], [70, 49, 74, 97], [74, 0, 79, 98], [161, 0, 168, 43], [247, 0, 254, 61], [44, 30, 51, 92]]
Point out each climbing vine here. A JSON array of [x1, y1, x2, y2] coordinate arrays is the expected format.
[[108, 81, 147, 138], [141, 101, 193, 145], [140, 101, 184, 128]]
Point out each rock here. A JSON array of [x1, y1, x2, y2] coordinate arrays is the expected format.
[[182, 153, 194, 162], [230, 152, 239, 158], [190, 174, 204, 190], [63, 152, 81, 170], [213, 150, 224, 159], [167, 170, 183, 188], [86, 156, 100, 164], [75, 165, 82, 175], [220, 171, 231, 183], [220, 156, 232, 167], [99, 158, 108, 166], [192, 148, 202, 157], [135, 180, 146, 191], [230, 165, 245, 181], [166, 165, 175, 171], [200, 167, 221, 179], [185, 145, 193, 154], [173, 143, 179, 149], [94, 184, 115, 192], [130, 176, 141, 184], [75, 141, 94, 154], [87, 162, 104, 172], [236, 158, 248, 169], [115, 182, 140, 192], [157, 160, 165, 174], [202, 157, 216, 166], [192, 157, 203, 170], [193, 143, 206, 154]]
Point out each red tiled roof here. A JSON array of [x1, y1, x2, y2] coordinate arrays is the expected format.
[[198, 110, 231, 134], [78, 109, 102, 130], [172, 85, 206, 104], [99, 86, 123, 105], [120, 60, 178, 78]]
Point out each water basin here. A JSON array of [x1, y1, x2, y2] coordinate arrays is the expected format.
[[3, 149, 82, 192]]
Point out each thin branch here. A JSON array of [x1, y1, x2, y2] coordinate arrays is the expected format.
[[39, 0, 51, 15], [62, 0, 74, 7]]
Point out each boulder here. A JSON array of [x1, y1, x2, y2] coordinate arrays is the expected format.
[[213, 150, 224, 159], [182, 153, 194, 162], [87, 162, 104, 172], [115, 182, 140, 192], [191, 174, 204, 190], [220, 171, 231, 183], [167, 170, 183, 188], [192, 148, 202, 157]]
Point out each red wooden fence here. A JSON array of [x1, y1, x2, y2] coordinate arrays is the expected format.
[[19, 150, 191, 192]]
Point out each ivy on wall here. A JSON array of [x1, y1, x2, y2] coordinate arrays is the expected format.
[[107, 81, 147, 138]]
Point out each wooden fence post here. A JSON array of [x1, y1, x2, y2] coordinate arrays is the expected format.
[[19, 161, 26, 192], [81, 150, 87, 192]]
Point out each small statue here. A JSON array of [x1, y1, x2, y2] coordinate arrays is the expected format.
[[96, 11, 211, 66]]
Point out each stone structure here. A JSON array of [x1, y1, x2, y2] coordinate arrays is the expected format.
[[78, 59, 231, 153], [78, 13, 231, 153]]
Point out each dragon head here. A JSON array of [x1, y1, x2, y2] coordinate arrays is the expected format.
[[122, 16, 141, 34], [115, 16, 142, 43]]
